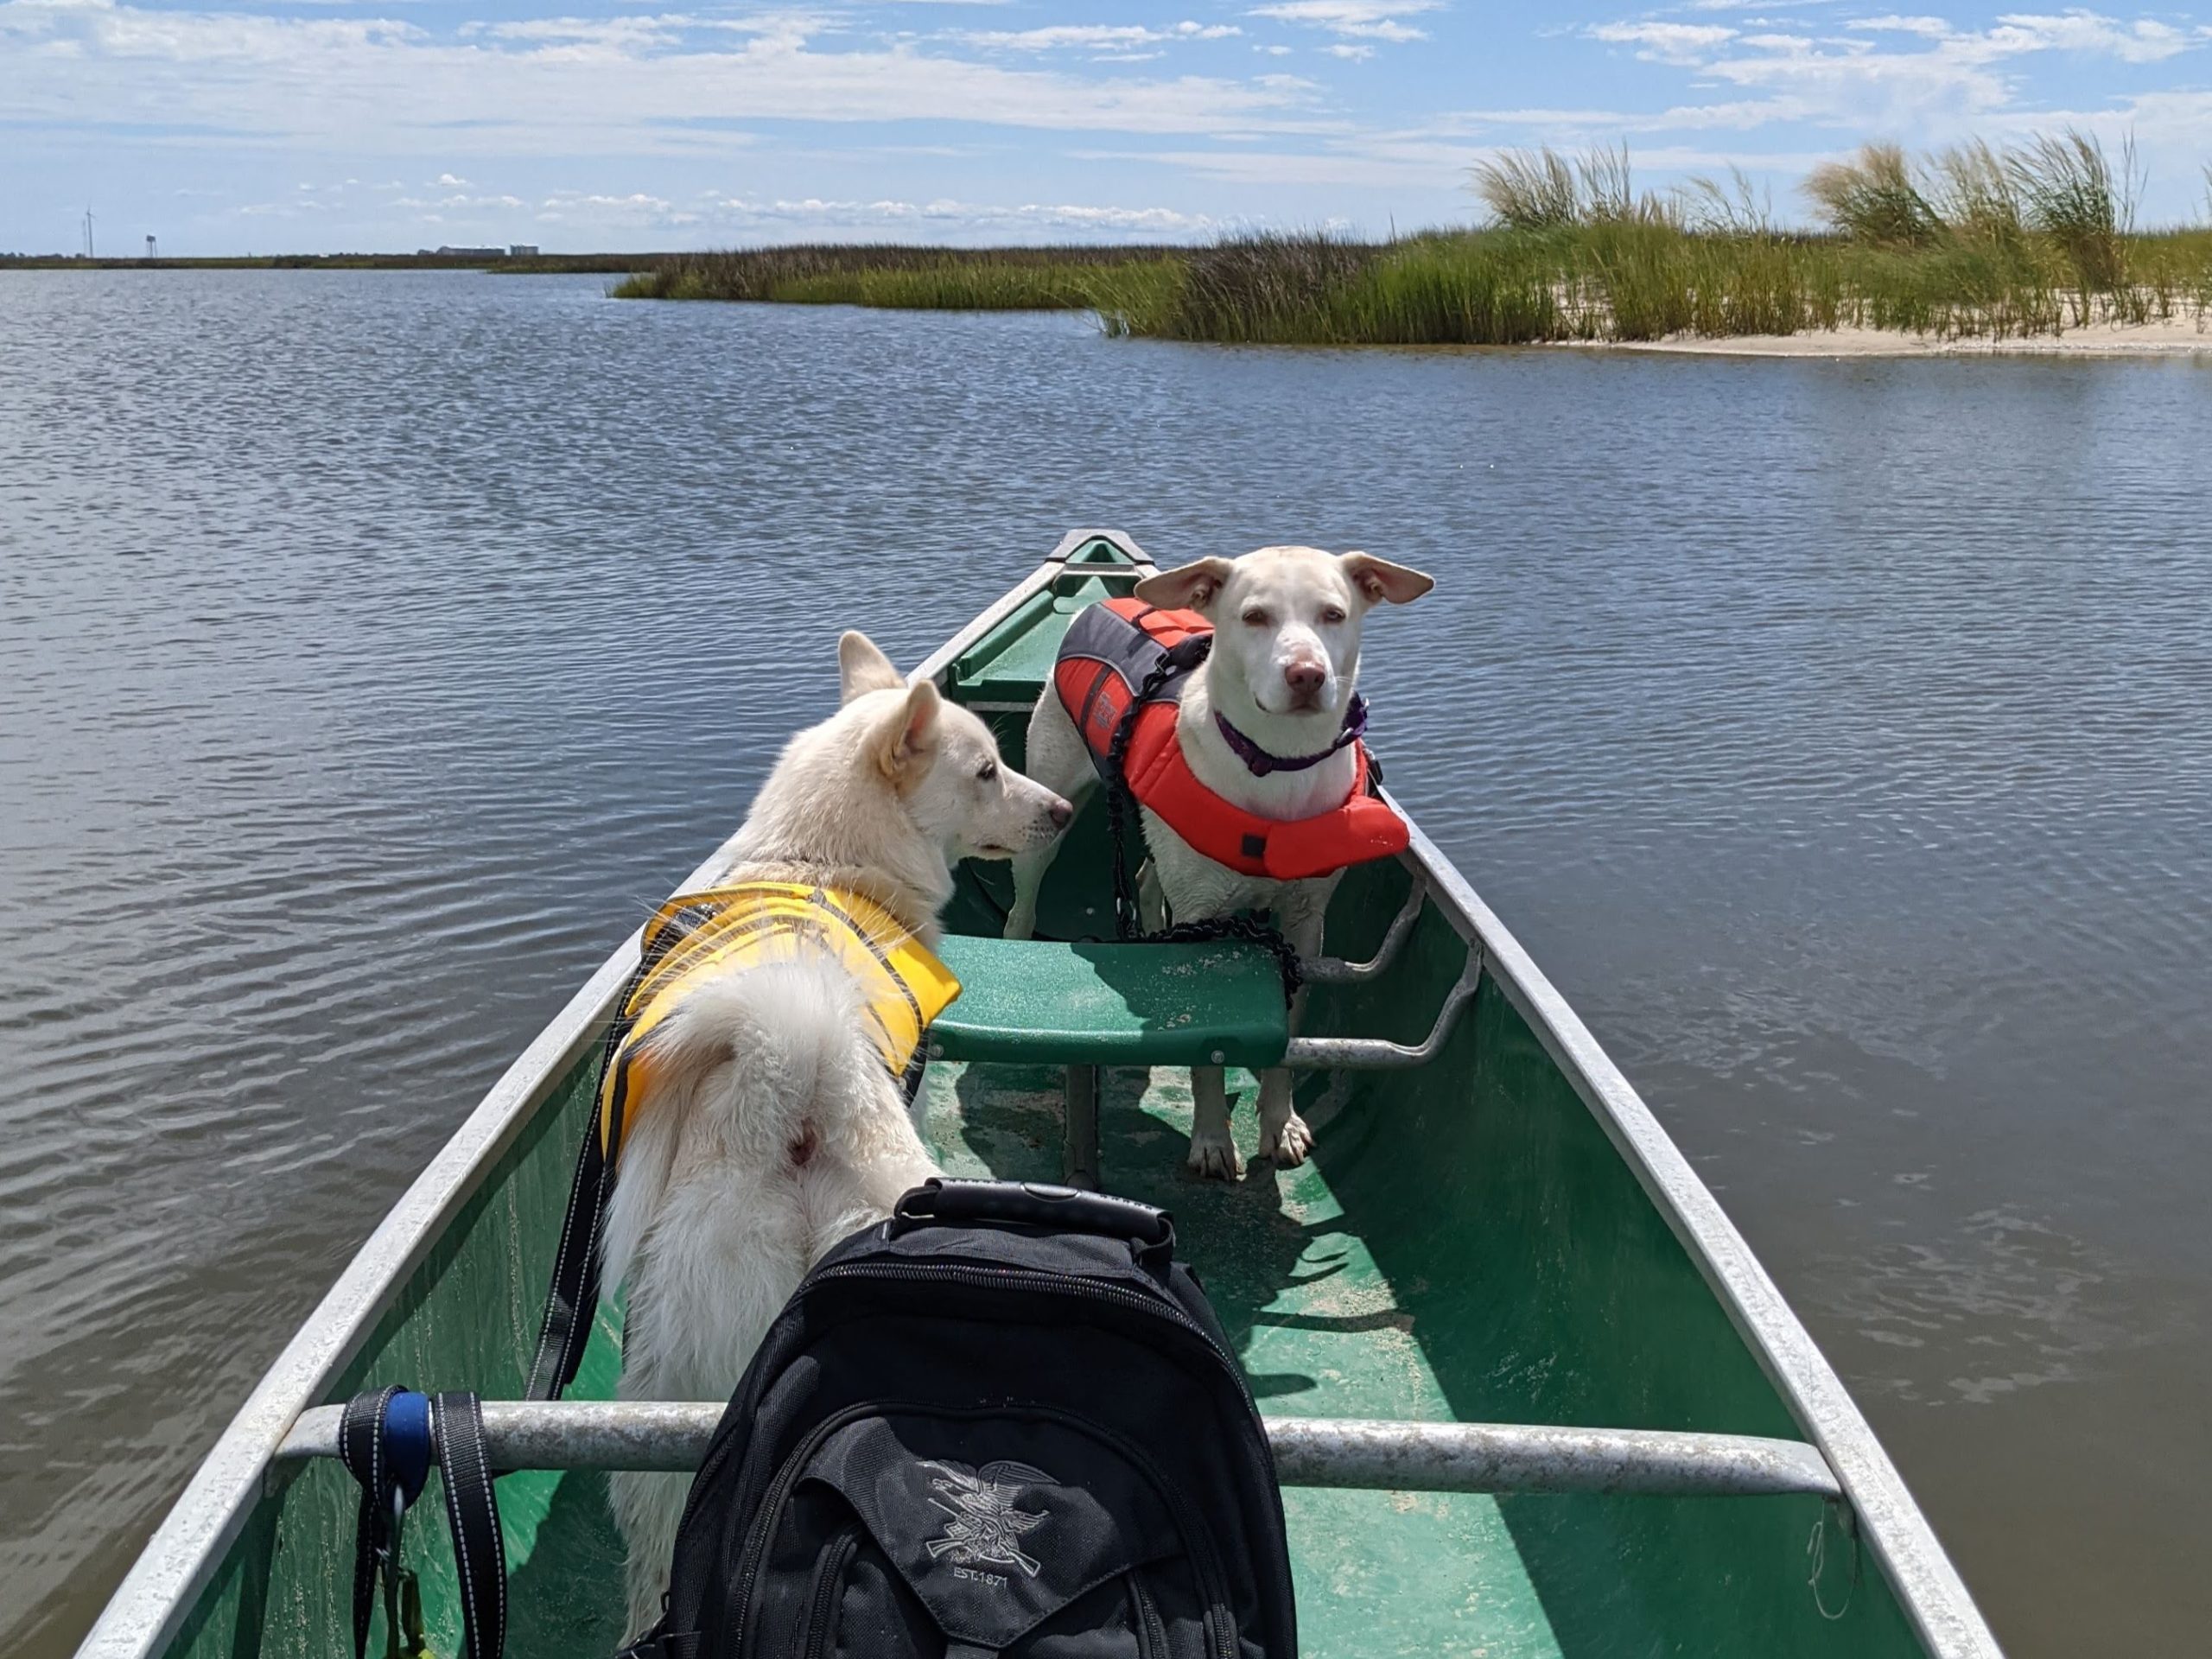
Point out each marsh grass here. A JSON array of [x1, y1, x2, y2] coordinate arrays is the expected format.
[[2011, 130, 2138, 296], [617, 139, 2212, 346], [1805, 144, 1944, 246], [1468, 150, 1579, 232], [610, 244, 1176, 308], [1096, 223, 2211, 346]]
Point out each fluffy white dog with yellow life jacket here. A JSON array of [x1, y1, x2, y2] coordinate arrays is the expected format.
[[604, 632, 1070, 1636]]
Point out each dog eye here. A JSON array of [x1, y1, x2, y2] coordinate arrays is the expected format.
[[1319, 605, 1347, 626], [976, 760, 998, 782], [1241, 610, 1271, 628]]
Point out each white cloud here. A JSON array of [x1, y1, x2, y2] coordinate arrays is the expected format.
[[1248, 0, 1440, 45], [961, 21, 1240, 54], [1587, 22, 1736, 66], [524, 187, 1226, 240], [1088, 139, 1457, 188], [391, 190, 525, 209], [1979, 11, 2193, 63], [537, 189, 680, 225], [433, 171, 469, 186], [0, 0, 1327, 156], [1323, 42, 1372, 59], [1843, 10, 2192, 61], [1574, 9, 2209, 137], [1849, 15, 1955, 41]]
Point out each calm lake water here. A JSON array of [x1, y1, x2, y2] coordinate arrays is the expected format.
[[3, 270, 2207, 1656]]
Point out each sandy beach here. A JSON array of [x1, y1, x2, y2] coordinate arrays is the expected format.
[[1593, 315, 2212, 358]]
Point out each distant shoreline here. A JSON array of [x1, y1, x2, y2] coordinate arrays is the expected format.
[[15, 240, 2211, 358], [0, 252, 656, 273]]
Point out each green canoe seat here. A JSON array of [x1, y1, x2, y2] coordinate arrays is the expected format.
[[931, 936, 1289, 1070]]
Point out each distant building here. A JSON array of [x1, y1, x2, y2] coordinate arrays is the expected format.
[[423, 245, 505, 258], [509, 245, 539, 258]]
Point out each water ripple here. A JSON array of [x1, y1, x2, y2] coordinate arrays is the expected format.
[[3, 273, 2209, 1657]]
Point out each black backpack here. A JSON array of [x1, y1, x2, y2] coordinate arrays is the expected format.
[[623, 1179, 1298, 1659]]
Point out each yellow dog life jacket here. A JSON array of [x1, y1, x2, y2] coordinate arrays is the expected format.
[[596, 882, 962, 1157]]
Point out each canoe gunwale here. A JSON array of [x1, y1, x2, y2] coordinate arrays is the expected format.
[[73, 534, 1129, 1659], [76, 527, 1998, 1659], [1399, 813, 2001, 1659]]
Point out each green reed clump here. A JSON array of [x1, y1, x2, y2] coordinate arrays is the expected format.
[[2010, 129, 2137, 297], [1839, 240, 2063, 339], [1355, 233, 1565, 343], [1928, 140, 2024, 247], [1470, 144, 1680, 233], [1798, 129, 2177, 325], [1469, 149, 1579, 232], [611, 244, 1176, 307], [1096, 231, 1567, 345], [1129, 232, 1379, 342], [1805, 144, 1945, 246]]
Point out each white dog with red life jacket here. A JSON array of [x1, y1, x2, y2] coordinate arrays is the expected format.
[[1005, 545, 1433, 1178]]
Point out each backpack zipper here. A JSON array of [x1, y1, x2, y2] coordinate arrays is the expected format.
[[1009, 1402, 1236, 1659], [798, 1521, 862, 1659], [726, 1401, 887, 1659], [1128, 1572, 1167, 1659], [807, 1260, 1259, 1411]]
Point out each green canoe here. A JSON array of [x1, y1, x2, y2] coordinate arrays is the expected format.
[[77, 531, 2001, 1659]]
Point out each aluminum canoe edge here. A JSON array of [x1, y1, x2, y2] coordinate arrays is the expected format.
[[73, 531, 1149, 1659], [76, 526, 1998, 1659]]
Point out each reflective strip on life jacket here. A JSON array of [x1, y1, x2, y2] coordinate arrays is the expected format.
[[1053, 596, 1409, 883], [597, 882, 961, 1156]]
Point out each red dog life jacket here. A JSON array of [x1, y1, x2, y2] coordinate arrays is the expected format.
[[1052, 597, 1409, 882]]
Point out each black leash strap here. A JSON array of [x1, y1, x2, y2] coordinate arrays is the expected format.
[[338, 1385, 410, 1659], [1103, 638, 1207, 941], [1102, 637, 1305, 1007], [524, 1109, 611, 1402], [338, 1387, 506, 1659], [432, 1391, 508, 1659], [525, 954, 654, 1402]]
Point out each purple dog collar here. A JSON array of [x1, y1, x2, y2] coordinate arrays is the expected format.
[[1212, 693, 1370, 778]]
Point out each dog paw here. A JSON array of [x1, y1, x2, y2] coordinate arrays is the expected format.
[[1185, 1126, 1244, 1180], [1259, 1111, 1313, 1167]]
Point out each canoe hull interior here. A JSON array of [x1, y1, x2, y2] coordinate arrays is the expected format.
[[136, 539, 1956, 1659]]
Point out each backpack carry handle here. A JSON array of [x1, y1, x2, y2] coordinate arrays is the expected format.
[[894, 1178, 1175, 1261]]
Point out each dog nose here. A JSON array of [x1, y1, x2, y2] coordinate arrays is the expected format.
[[1284, 662, 1326, 695], [1049, 798, 1073, 829]]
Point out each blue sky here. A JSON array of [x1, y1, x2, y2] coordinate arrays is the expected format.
[[5, 0, 2210, 253]]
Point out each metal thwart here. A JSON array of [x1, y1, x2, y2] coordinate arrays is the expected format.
[[1281, 948, 1484, 1071], [277, 1402, 1840, 1502], [1297, 879, 1427, 986]]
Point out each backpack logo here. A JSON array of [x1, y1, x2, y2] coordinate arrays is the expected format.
[[920, 1459, 1051, 1580]]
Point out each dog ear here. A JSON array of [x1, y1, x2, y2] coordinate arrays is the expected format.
[[1340, 552, 1434, 607], [874, 678, 941, 783], [1134, 557, 1236, 615], [838, 631, 906, 703]]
